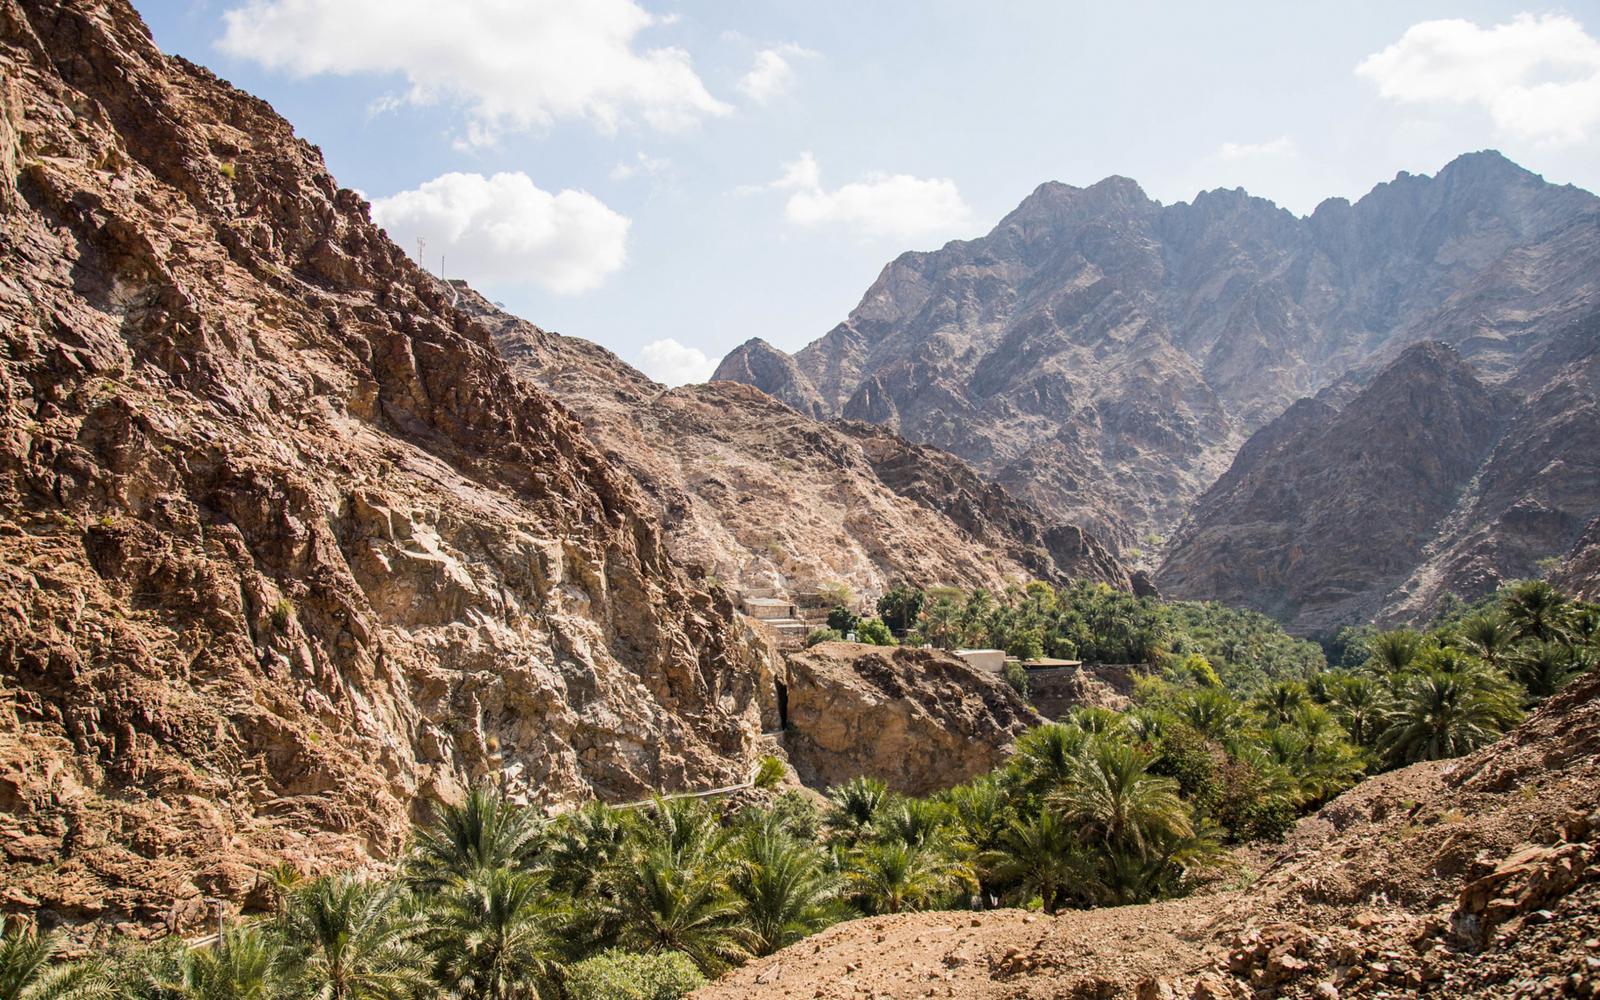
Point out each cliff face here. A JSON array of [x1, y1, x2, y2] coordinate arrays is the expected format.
[[455, 284, 1130, 596], [0, 0, 777, 931], [718, 155, 1600, 564]]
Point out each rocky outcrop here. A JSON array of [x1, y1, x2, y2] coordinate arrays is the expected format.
[[0, 0, 776, 934], [454, 283, 1130, 597], [718, 153, 1600, 567], [1556, 516, 1600, 601], [779, 644, 1041, 795], [712, 337, 826, 420]]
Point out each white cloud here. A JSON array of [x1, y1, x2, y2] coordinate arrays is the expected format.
[[1216, 137, 1297, 160], [1356, 13, 1600, 145], [754, 151, 971, 242], [371, 172, 629, 295], [737, 45, 816, 104], [610, 152, 671, 181], [638, 339, 714, 385], [218, 0, 731, 143]]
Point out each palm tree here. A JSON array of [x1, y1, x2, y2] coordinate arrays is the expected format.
[[422, 867, 559, 1000], [1501, 580, 1574, 644], [1066, 706, 1126, 737], [1329, 673, 1389, 749], [728, 816, 840, 957], [1509, 641, 1583, 700], [1175, 688, 1247, 742], [1379, 669, 1523, 766], [543, 801, 627, 897], [875, 798, 955, 852], [1048, 741, 1193, 854], [1251, 681, 1308, 726], [170, 927, 283, 1000], [410, 786, 545, 892], [1368, 630, 1422, 674], [979, 812, 1082, 914], [1456, 613, 1513, 669], [823, 777, 888, 844], [277, 875, 425, 1000], [1007, 723, 1089, 797], [0, 923, 104, 1000], [605, 840, 748, 975], [844, 841, 969, 915]]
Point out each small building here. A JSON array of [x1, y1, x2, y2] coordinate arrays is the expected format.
[[954, 648, 1006, 674], [743, 597, 798, 621]]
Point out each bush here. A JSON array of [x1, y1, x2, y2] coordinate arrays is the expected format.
[[877, 583, 925, 633], [754, 755, 786, 789], [1003, 660, 1030, 699], [1005, 628, 1044, 662], [855, 617, 896, 646], [805, 627, 841, 647], [564, 951, 706, 1000], [827, 606, 859, 634]]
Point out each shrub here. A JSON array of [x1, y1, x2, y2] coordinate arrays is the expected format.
[[271, 597, 294, 628], [1005, 628, 1044, 662], [754, 755, 786, 789], [877, 584, 925, 634], [564, 950, 706, 1000], [827, 606, 859, 634], [856, 617, 896, 646], [817, 580, 853, 608], [1002, 660, 1029, 699], [805, 627, 841, 647]]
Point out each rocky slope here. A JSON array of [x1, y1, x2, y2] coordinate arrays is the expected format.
[[0, 0, 786, 933], [455, 282, 1130, 597], [697, 667, 1600, 999], [1160, 335, 1600, 632]]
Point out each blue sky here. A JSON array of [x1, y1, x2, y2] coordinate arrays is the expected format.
[[139, 1, 1600, 384]]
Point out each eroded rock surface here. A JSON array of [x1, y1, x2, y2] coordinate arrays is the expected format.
[[779, 643, 1041, 795], [0, 0, 774, 934]]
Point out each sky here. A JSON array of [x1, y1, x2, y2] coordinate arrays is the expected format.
[[138, 1, 1600, 385]]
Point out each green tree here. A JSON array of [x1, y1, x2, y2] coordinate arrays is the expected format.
[[877, 584, 926, 634], [1005, 628, 1044, 662], [1048, 741, 1194, 854], [1509, 641, 1583, 700], [421, 867, 559, 1000], [854, 617, 896, 646], [1367, 630, 1423, 674], [1378, 669, 1522, 765], [278, 876, 424, 1000], [728, 816, 840, 956], [409, 785, 545, 893], [824, 777, 888, 844], [605, 840, 747, 976], [825, 607, 858, 635], [168, 928, 284, 1000], [844, 841, 968, 915], [0, 923, 105, 1000], [1455, 613, 1513, 669], [1502, 579, 1574, 644], [980, 812, 1081, 914]]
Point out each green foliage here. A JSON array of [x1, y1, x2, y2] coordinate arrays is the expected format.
[[1002, 659, 1030, 699], [854, 617, 896, 646], [816, 581, 853, 609], [753, 756, 786, 790], [876, 584, 925, 634], [914, 580, 1323, 692], [563, 951, 705, 1000], [804, 627, 841, 647], [825, 607, 858, 634]]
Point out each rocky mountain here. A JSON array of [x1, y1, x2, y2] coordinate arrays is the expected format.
[[455, 282, 1130, 597], [1160, 329, 1600, 632], [717, 153, 1600, 627], [0, 0, 797, 929]]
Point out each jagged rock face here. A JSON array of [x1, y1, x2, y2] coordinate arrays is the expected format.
[[779, 644, 1041, 795], [455, 284, 1129, 595], [1557, 516, 1600, 602], [712, 338, 827, 421], [0, 0, 779, 932], [1160, 335, 1600, 632], [718, 155, 1600, 559]]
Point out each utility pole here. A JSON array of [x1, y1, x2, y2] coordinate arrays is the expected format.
[[416, 236, 428, 274]]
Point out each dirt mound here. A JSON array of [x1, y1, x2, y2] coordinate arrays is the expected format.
[[696, 670, 1600, 998]]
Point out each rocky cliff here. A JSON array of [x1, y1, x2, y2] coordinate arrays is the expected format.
[[455, 283, 1130, 597], [716, 154, 1600, 569], [1159, 334, 1600, 632], [0, 0, 779, 931], [779, 643, 1041, 795]]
